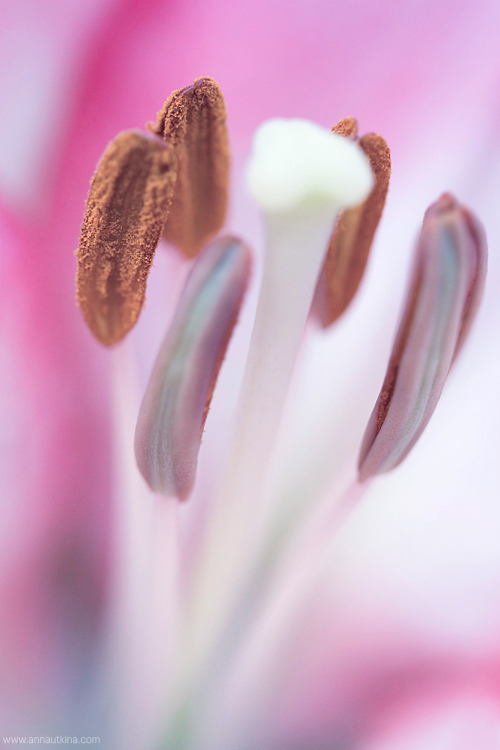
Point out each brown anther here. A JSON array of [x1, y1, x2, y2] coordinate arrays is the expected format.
[[151, 77, 229, 258], [76, 130, 176, 346], [332, 116, 358, 140], [313, 124, 391, 327]]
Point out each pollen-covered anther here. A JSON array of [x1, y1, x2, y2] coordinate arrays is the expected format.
[[358, 193, 487, 481], [313, 119, 391, 326], [134, 236, 251, 500], [152, 77, 229, 258], [76, 130, 176, 345]]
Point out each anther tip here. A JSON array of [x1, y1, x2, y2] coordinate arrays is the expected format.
[[427, 192, 458, 217], [332, 117, 358, 139]]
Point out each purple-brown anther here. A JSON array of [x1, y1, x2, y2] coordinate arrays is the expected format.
[[134, 236, 251, 500], [313, 118, 391, 327], [358, 193, 487, 481], [76, 130, 176, 345], [152, 77, 229, 258]]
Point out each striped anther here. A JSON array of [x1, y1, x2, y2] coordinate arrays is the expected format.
[[134, 236, 251, 500], [358, 193, 487, 481]]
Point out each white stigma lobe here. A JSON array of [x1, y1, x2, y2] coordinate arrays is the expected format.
[[245, 118, 373, 214]]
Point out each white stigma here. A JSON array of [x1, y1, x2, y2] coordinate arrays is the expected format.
[[246, 118, 373, 214]]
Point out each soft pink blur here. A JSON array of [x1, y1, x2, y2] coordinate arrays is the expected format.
[[2, 0, 500, 746]]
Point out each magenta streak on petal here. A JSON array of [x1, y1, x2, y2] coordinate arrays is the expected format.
[[0, 0, 195, 711], [135, 236, 251, 500], [358, 194, 487, 482], [0, 205, 113, 713]]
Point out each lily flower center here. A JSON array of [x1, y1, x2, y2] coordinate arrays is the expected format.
[[74, 78, 487, 748]]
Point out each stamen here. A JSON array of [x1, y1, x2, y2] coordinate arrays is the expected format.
[[134, 236, 251, 500], [313, 120, 391, 326], [151, 78, 229, 258], [76, 130, 176, 345], [358, 193, 487, 481]]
